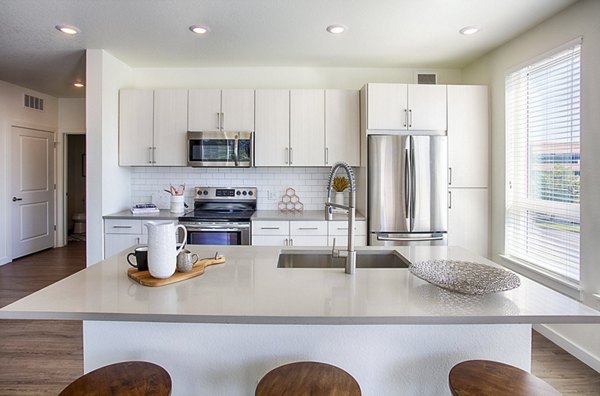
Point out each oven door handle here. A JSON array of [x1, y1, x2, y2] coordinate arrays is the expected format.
[[182, 224, 250, 232]]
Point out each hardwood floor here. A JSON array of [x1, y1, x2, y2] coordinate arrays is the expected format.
[[1, 242, 599, 395]]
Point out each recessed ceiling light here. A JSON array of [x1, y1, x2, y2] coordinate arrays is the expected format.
[[459, 26, 480, 35], [55, 25, 80, 35], [326, 25, 347, 35], [189, 25, 210, 35], [73, 82, 85, 88]]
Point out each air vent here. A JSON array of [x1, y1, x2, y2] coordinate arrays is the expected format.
[[24, 94, 44, 111], [416, 73, 437, 85]]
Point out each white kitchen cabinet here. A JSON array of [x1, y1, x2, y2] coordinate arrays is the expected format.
[[255, 90, 290, 166], [448, 188, 489, 257], [119, 89, 188, 166], [447, 85, 489, 188], [327, 220, 366, 247], [366, 83, 447, 131], [104, 219, 146, 258], [252, 220, 328, 246], [290, 89, 325, 166], [325, 90, 360, 166], [188, 89, 254, 131]]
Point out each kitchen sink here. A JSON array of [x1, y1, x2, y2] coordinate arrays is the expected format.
[[277, 250, 411, 269]]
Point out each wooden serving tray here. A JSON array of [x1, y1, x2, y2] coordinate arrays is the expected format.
[[127, 256, 225, 287]]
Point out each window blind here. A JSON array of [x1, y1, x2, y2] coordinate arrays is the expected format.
[[505, 40, 581, 283]]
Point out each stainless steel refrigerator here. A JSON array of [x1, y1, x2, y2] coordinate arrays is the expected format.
[[368, 134, 448, 246]]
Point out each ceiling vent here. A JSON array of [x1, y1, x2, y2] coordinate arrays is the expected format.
[[24, 94, 44, 111], [416, 73, 437, 85]]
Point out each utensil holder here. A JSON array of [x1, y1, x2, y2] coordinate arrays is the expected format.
[[170, 195, 185, 213]]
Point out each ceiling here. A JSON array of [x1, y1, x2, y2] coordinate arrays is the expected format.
[[0, 0, 578, 98]]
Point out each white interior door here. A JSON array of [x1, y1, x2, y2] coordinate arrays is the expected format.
[[11, 126, 55, 258]]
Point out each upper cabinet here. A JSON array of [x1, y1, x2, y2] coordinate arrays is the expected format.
[[119, 89, 188, 166], [290, 89, 325, 167], [255, 89, 360, 167], [188, 89, 254, 131], [366, 83, 447, 131], [447, 85, 489, 188], [325, 90, 360, 166]]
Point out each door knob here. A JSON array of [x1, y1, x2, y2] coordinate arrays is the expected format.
[[12, 197, 23, 202]]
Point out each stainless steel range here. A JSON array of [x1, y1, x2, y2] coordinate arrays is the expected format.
[[178, 187, 257, 245]]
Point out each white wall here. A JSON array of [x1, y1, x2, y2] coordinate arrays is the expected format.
[[462, 0, 600, 371], [86, 50, 133, 266], [0, 80, 58, 265], [131, 66, 462, 89], [57, 98, 86, 246]]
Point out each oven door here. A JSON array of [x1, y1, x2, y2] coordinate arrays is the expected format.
[[183, 222, 251, 245], [187, 131, 253, 167]]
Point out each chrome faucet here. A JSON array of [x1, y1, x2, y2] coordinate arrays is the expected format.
[[324, 161, 356, 274]]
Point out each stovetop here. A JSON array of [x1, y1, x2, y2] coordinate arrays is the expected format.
[[178, 209, 255, 223], [178, 186, 257, 223]]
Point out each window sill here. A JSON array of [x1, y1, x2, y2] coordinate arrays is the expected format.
[[499, 255, 583, 301]]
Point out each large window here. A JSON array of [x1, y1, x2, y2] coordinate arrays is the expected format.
[[505, 39, 581, 283]]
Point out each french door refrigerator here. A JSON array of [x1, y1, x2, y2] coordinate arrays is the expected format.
[[368, 134, 448, 246]]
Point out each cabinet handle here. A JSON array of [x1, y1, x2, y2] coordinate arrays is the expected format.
[[337, 227, 349, 231], [136, 237, 140, 244], [152, 147, 157, 164], [289, 147, 293, 165], [216, 112, 221, 130], [148, 147, 153, 164], [220, 112, 225, 130], [285, 148, 289, 164], [113, 225, 133, 229], [448, 191, 452, 209], [261, 227, 280, 230], [403, 109, 407, 127], [448, 167, 453, 185], [298, 227, 318, 230], [325, 147, 329, 165], [408, 109, 412, 128]]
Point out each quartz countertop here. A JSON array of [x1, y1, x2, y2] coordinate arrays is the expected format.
[[103, 209, 183, 220], [1, 245, 598, 325], [251, 210, 366, 221]]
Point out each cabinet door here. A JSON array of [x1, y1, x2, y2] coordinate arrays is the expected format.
[[290, 236, 328, 247], [255, 90, 290, 166], [448, 188, 489, 257], [104, 234, 143, 258], [407, 84, 447, 131], [328, 235, 367, 247], [119, 89, 154, 166], [325, 90, 360, 166], [448, 85, 489, 188], [188, 89, 221, 131], [154, 89, 188, 166], [290, 89, 325, 166], [221, 89, 255, 131], [252, 235, 289, 246], [366, 83, 408, 130]]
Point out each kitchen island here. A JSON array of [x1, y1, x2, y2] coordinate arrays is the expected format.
[[2, 245, 599, 395]]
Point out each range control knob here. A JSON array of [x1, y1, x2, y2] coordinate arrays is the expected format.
[[242, 191, 247, 196], [236, 191, 241, 196], [203, 190, 208, 195], [248, 191, 253, 196]]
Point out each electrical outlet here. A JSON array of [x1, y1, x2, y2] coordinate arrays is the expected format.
[[266, 190, 278, 201]]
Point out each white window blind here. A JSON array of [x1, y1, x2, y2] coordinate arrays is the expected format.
[[505, 40, 581, 283]]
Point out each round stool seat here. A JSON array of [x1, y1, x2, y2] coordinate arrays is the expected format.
[[256, 361, 361, 396], [449, 360, 560, 396], [59, 361, 172, 396]]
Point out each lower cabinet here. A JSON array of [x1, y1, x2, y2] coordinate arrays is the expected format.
[[448, 188, 489, 257], [252, 219, 366, 247], [104, 219, 175, 258]]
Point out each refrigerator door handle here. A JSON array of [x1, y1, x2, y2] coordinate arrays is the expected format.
[[404, 147, 410, 219], [377, 234, 444, 242]]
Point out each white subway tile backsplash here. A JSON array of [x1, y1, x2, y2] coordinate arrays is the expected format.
[[131, 167, 340, 210]]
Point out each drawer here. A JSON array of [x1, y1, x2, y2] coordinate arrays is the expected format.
[[290, 221, 327, 236], [291, 236, 328, 247], [328, 220, 366, 236], [252, 220, 289, 236], [104, 219, 142, 234], [328, 235, 367, 247], [252, 235, 288, 246]]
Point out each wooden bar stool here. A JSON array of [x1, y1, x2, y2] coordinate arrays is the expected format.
[[256, 361, 361, 396], [449, 359, 560, 396], [59, 361, 172, 396]]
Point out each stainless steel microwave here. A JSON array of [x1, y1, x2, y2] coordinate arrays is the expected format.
[[187, 131, 254, 167]]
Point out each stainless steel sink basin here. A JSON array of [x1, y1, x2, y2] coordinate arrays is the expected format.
[[277, 250, 411, 269]]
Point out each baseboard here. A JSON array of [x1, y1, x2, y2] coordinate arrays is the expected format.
[[534, 324, 600, 373], [0, 256, 10, 266]]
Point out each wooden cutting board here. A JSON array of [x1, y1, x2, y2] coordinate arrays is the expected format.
[[127, 256, 225, 287]]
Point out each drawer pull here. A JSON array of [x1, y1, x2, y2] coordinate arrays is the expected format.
[[261, 227, 280, 230], [112, 225, 133, 229], [298, 227, 318, 230], [337, 227, 349, 231]]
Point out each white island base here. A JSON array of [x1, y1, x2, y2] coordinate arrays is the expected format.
[[84, 321, 530, 395]]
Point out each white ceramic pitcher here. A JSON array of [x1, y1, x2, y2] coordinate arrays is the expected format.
[[145, 221, 187, 279]]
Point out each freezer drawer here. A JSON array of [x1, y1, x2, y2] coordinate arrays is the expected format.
[[369, 232, 447, 246]]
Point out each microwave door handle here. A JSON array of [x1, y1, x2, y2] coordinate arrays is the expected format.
[[233, 136, 239, 166]]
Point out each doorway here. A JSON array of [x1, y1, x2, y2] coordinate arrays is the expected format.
[[65, 134, 86, 243]]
